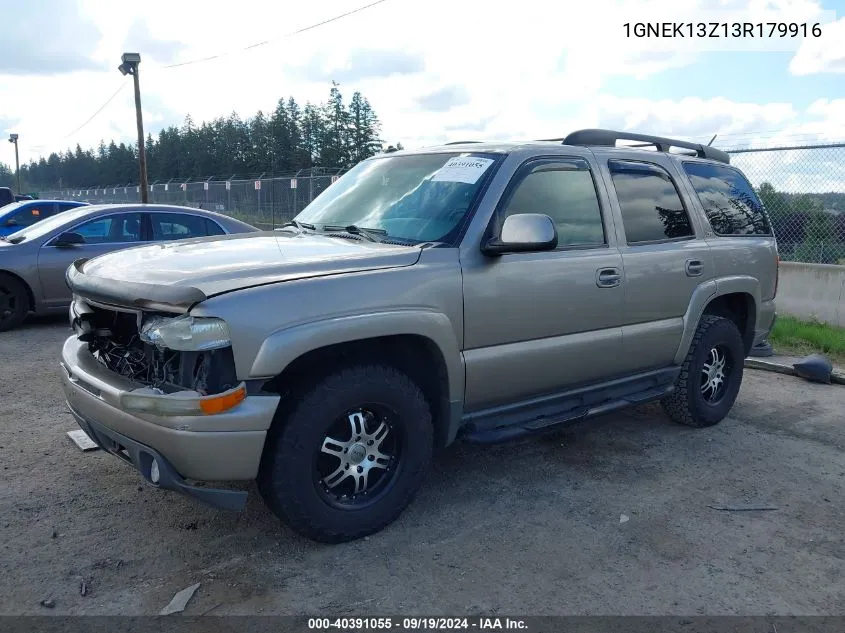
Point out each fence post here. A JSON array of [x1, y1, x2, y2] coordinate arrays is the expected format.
[[227, 174, 234, 213]]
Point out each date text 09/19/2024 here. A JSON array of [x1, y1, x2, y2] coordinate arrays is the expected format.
[[623, 22, 822, 38], [307, 618, 529, 630]]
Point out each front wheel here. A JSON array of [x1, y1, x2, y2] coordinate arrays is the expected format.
[[0, 273, 29, 332], [661, 315, 745, 428], [258, 364, 433, 543]]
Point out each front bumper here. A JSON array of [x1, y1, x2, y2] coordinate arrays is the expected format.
[[69, 407, 248, 511], [60, 336, 280, 509]]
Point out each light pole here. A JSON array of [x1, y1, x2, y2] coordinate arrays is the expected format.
[[8, 134, 20, 192], [118, 52, 149, 203]]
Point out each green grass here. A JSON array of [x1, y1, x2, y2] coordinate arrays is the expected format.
[[769, 316, 845, 365]]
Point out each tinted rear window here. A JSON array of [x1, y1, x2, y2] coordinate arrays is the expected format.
[[683, 162, 772, 236], [608, 160, 694, 244]]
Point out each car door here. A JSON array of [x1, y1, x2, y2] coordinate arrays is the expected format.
[[37, 211, 145, 307], [460, 154, 627, 412], [599, 156, 714, 372]]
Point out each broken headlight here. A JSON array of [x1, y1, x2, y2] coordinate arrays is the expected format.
[[140, 315, 231, 352]]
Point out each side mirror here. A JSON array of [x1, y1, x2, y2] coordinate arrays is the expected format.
[[481, 213, 558, 256], [53, 232, 85, 248]]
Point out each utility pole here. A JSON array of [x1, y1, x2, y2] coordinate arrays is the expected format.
[[118, 53, 149, 203], [8, 134, 20, 192]]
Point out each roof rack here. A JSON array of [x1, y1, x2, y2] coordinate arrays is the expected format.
[[558, 129, 730, 164], [444, 140, 482, 145]]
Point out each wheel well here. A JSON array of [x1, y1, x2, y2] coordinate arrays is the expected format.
[[261, 335, 452, 448], [703, 292, 756, 355], [0, 270, 34, 312]]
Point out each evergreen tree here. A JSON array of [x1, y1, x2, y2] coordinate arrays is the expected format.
[[18, 83, 386, 188], [319, 81, 350, 167], [348, 92, 382, 163], [301, 102, 324, 167]]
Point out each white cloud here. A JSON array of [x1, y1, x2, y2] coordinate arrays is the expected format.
[[0, 0, 842, 173], [790, 16, 845, 75]]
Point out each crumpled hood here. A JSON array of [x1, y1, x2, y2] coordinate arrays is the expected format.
[[75, 231, 421, 305]]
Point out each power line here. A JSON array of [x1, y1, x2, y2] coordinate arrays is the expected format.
[[31, 0, 391, 152], [160, 0, 392, 70], [60, 82, 128, 141], [692, 129, 845, 143]]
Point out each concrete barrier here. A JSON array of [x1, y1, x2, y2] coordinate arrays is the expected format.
[[776, 262, 845, 327]]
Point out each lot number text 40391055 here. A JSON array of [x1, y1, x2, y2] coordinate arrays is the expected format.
[[308, 617, 529, 630]]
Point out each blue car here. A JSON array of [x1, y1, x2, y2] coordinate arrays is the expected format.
[[0, 200, 89, 237]]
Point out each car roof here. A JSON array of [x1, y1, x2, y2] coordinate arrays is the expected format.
[[13, 199, 89, 205], [388, 128, 731, 166], [74, 202, 248, 222], [14, 202, 235, 225], [394, 141, 732, 165]]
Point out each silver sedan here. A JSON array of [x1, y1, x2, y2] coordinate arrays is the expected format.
[[0, 203, 258, 331]]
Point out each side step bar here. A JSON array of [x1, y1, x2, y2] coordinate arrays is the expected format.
[[459, 383, 675, 444]]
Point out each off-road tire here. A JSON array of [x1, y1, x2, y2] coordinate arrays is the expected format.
[[257, 363, 433, 543], [0, 273, 29, 332], [661, 315, 745, 428]]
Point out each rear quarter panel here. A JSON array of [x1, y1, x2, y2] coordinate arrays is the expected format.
[[671, 157, 778, 303], [706, 236, 778, 302], [671, 158, 778, 350]]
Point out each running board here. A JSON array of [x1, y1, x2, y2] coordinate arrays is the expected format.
[[459, 373, 676, 445]]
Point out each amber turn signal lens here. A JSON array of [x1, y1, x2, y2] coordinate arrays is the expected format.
[[199, 385, 247, 415]]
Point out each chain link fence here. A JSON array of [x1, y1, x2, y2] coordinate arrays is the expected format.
[[38, 144, 845, 264], [726, 143, 845, 265], [39, 168, 346, 230]]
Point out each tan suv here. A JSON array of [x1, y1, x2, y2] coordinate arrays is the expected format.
[[60, 129, 778, 542]]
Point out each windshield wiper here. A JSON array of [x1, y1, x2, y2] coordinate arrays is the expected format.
[[322, 224, 387, 243], [278, 220, 315, 231]]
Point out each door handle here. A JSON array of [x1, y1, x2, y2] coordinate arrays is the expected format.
[[596, 267, 622, 288], [685, 259, 704, 277]]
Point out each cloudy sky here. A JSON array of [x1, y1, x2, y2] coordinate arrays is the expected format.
[[0, 0, 843, 186]]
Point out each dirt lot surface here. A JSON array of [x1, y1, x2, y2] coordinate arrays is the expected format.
[[2, 315, 844, 616]]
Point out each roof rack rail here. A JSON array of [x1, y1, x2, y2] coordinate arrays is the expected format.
[[444, 140, 482, 145], [560, 129, 730, 164]]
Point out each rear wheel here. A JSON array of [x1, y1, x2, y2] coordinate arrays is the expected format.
[[0, 273, 29, 332], [258, 363, 433, 543], [661, 315, 745, 428]]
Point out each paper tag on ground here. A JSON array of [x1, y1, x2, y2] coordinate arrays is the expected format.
[[431, 156, 494, 184], [67, 429, 99, 451]]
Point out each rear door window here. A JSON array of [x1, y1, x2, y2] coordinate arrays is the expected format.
[[150, 213, 220, 240], [608, 160, 694, 244]]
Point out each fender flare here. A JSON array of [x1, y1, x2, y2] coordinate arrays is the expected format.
[[673, 276, 761, 364], [249, 308, 464, 419]]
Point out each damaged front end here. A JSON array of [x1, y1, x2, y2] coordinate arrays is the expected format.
[[72, 300, 239, 399]]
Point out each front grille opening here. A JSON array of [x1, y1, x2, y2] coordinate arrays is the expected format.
[[82, 305, 237, 395]]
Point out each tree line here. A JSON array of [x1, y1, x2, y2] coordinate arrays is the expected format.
[[3, 83, 401, 190], [757, 182, 845, 264]]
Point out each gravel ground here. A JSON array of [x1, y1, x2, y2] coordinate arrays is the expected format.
[[1, 315, 844, 616]]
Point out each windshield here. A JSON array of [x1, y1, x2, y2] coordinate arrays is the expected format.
[[5, 205, 94, 243], [295, 152, 501, 243]]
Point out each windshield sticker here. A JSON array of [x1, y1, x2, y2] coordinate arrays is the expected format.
[[431, 156, 494, 184]]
